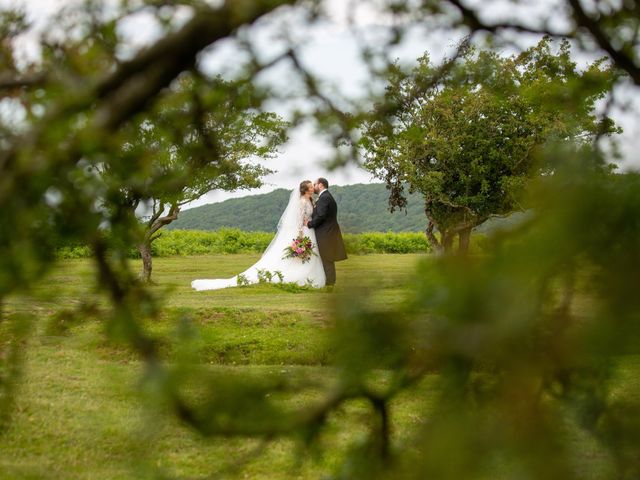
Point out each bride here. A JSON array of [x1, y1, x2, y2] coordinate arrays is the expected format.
[[191, 180, 326, 290]]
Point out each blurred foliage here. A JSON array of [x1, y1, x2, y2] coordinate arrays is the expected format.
[[347, 161, 640, 480], [1, 0, 640, 479], [5, 2, 287, 283]]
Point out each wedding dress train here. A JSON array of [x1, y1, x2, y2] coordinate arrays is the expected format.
[[191, 190, 326, 291]]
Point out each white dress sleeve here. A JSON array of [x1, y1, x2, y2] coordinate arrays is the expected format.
[[297, 199, 306, 234]]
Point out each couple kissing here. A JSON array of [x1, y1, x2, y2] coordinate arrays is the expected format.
[[191, 177, 347, 291]]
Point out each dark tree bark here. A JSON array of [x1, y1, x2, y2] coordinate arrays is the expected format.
[[425, 220, 457, 255], [426, 205, 480, 256], [426, 220, 443, 255], [140, 202, 180, 283], [458, 226, 472, 255], [138, 241, 154, 284], [442, 230, 454, 253], [0, 73, 47, 90]]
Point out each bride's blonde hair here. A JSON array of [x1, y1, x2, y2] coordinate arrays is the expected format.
[[299, 180, 313, 196]]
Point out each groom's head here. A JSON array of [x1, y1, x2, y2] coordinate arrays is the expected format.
[[314, 178, 328, 194]]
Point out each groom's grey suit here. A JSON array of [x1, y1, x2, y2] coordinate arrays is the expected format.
[[307, 189, 347, 285]]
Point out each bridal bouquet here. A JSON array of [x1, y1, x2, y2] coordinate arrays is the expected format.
[[283, 235, 316, 263]]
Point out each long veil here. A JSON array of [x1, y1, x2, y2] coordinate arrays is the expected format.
[[260, 189, 300, 260]]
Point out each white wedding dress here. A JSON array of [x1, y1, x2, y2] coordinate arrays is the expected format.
[[191, 190, 326, 290]]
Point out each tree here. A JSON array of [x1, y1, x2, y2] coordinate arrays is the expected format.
[[0, 3, 286, 284], [108, 75, 286, 282], [2, 1, 640, 478], [0, 0, 301, 436], [360, 38, 619, 254]]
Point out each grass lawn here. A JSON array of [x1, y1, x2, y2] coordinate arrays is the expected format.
[[0, 254, 632, 479], [1, 254, 437, 479]]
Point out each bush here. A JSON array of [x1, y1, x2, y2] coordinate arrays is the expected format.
[[150, 229, 272, 256], [55, 229, 442, 258], [343, 231, 431, 254], [56, 245, 93, 259]]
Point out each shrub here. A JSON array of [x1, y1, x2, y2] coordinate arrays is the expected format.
[[55, 229, 444, 258], [343, 232, 431, 254]]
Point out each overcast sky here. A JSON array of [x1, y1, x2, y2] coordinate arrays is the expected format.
[[3, 0, 639, 209]]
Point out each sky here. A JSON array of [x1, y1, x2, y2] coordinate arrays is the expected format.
[[3, 0, 640, 209]]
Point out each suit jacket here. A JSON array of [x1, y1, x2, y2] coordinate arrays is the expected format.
[[308, 190, 347, 262]]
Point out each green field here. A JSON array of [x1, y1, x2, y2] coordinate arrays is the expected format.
[[1, 254, 437, 479], [0, 254, 632, 479]]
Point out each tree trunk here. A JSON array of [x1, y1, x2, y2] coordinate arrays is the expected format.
[[442, 230, 454, 253], [140, 202, 180, 283], [458, 227, 472, 255], [139, 241, 153, 283], [425, 221, 443, 255]]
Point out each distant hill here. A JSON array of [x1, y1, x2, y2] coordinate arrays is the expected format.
[[168, 183, 427, 233], [169, 183, 529, 233]]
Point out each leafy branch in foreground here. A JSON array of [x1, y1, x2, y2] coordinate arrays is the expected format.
[[0, 0, 296, 432], [428, 0, 640, 86], [1, 0, 640, 478]]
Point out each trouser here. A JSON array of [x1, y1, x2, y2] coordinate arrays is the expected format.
[[322, 259, 336, 286]]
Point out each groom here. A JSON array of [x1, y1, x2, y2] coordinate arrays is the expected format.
[[305, 178, 347, 287]]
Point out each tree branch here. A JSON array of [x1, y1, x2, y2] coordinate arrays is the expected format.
[[367, 394, 390, 461], [0, 0, 293, 203], [425, 213, 442, 253], [446, 0, 639, 85], [147, 199, 164, 227], [0, 72, 47, 90], [147, 202, 179, 238], [445, 0, 566, 37], [93, 0, 295, 131], [567, 0, 640, 85]]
